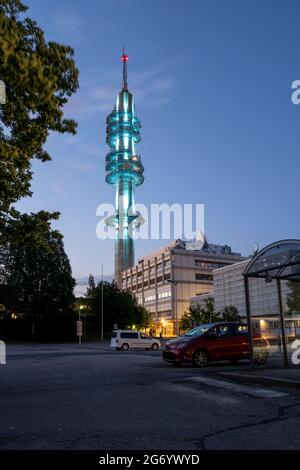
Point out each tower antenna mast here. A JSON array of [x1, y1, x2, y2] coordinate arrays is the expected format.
[[122, 45, 128, 91]]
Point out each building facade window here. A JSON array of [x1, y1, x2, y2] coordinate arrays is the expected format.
[[194, 260, 226, 268], [195, 273, 213, 281], [158, 291, 171, 299]]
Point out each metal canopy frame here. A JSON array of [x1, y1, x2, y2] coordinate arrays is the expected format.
[[243, 239, 300, 369]]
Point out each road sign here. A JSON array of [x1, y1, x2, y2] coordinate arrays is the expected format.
[[77, 320, 83, 337]]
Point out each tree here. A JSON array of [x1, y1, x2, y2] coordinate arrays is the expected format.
[[180, 297, 219, 333], [188, 297, 221, 325], [0, 0, 79, 225], [188, 305, 203, 325], [221, 305, 241, 322], [0, 211, 75, 338], [179, 312, 192, 333], [86, 274, 96, 299], [134, 305, 152, 330], [85, 278, 148, 333], [287, 281, 300, 313]]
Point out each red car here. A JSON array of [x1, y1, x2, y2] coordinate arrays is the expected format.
[[163, 322, 269, 367]]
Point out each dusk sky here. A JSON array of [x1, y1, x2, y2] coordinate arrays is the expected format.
[[17, 0, 300, 281]]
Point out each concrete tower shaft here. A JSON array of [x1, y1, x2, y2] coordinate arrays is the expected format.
[[105, 52, 144, 287]]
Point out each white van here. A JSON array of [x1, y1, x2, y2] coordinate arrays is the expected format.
[[110, 330, 161, 351]]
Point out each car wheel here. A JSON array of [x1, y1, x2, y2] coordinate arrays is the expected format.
[[193, 349, 209, 368], [121, 343, 129, 351], [151, 343, 159, 351], [254, 351, 268, 364]]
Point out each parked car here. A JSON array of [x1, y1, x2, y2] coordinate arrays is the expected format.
[[162, 322, 269, 367], [111, 330, 161, 351]]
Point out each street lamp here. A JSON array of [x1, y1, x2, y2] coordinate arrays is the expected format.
[[167, 279, 179, 337], [101, 264, 104, 342], [78, 305, 84, 346]]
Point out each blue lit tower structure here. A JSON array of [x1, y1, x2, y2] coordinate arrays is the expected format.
[[105, 51, 144, 287]]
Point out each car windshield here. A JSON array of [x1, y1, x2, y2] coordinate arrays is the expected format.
[[182, 324, 213, 337]]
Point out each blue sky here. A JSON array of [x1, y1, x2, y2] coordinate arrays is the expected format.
[[17, 0, 300, 279]]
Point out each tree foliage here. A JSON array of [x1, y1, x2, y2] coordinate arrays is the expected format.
[[0, 1, 79, 341], [221, 305, 241, 322], [85, 275, 150, 332], [189, 297, 221, 325], [0, 0, 79, 223], [179, 312, 192, 333], [0, 211, 75, 338], [180, 298, 242, 333]]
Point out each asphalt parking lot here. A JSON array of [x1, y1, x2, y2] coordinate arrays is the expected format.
[[0, 342, 300, 450]]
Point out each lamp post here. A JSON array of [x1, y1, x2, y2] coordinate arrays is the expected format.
[[78, 305, 84, 347], [277, 278, 289, 368], [167, 279, 179, 337], [101, 264, 104, 342]]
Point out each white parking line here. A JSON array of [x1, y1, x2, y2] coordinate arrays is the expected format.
[[165, 383, 241, 404], [184, 376, 288, 398]]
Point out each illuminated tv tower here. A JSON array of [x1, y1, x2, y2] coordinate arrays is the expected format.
[[105, 50, 144, 287]]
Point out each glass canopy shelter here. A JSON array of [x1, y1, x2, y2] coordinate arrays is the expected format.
[[243, 240, 300, 369]]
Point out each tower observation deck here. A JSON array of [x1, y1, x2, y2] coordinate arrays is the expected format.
[[105, 51, 144, 287]]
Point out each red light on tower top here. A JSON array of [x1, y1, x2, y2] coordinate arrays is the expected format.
[[122, 54, 128, 61]]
